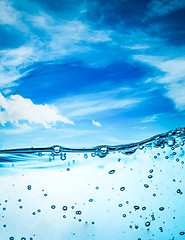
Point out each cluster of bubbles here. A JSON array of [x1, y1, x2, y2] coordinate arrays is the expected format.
[[0, 127, 184, 239]]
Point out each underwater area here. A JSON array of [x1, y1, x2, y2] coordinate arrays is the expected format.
[[0, 128, 185, 240]]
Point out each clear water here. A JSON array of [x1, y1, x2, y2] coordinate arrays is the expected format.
[[0, 127, 185, 240]]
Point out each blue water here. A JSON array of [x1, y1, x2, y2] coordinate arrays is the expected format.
[[0, 128, 185, 240]]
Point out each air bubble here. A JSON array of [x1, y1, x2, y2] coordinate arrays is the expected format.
[[27, 185, 31, 190], [145, 221, 150, 227], [62, 206, 68, 211], [120, 186, 125, 191], [53, 145, 62, 154], [109, 170, 115, 174], [96, 146, 109, 158], [134, 205, 140, 210], [159, 207, 164, 211], [60, 153, 66, 161]]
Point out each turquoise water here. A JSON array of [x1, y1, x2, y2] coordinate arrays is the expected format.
[[0, 128, 185, 240]]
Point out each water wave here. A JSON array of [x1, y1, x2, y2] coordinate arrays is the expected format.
[[0, 127, 184, 168]]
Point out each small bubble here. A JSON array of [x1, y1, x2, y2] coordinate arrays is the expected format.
[[27, 185, 31, 190], [66, 168, 70, 171], [120, 186, 125, 191], [144, 184, 149, 188], [62, 206, 68, 211], [92, 221, 95, 225], [95, 186, 99, 190], [38, 152, 42, 157], [5, 200, 8, 203], [32, 212, 36, 215], [159, 207, 164, 211], [109, 170, 115, 174], [3, 207, 6, 211], [122, 214, 126, 218], [21, 238, 26, 240], [142, 206, 146, 210], [63, 215, 66, 218], [18, 199, 21, 202], [44, 193, 48, 197], [51, 205, 56, 209], [89, 199, 93, 202], [84, 154, 88, 159], [149, 169, 153, 173], [148, 175, 153, 179], [118, 204, 123, 207], [135, 225, 139, 229], [134, 205, 140, 210], [75, 210, 82, 215], [3, 224, 6, 228], [19, 206, 23, 209], [180, 232, 185, 235], [176, 158, 179, 162], [159, 227, 163, 232], [165, 156, 169, 159], [37, 209, 41, 213], [9, 237, 14, 240], [145, 221, 150, 227]]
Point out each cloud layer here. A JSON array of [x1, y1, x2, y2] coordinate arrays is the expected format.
[[0, 93, 73, 128]]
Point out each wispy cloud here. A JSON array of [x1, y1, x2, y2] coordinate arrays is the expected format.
[[0, 93, 73, 128], [92, 120, 102, 127], [148, 0, 185, 17], [57, 88, 142, 118], [140, 114, 159, 123], [134, 54, 185, 111], [0, 3, 112, 89]]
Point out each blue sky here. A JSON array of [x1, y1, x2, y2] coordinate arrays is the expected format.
[[0, 0, 185, 148]]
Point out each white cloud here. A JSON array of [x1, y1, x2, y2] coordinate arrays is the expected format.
[[0, 0, 20, 26], [140, 114, 159, 123], [57, 88, 142, 118], [92, 120, 102, 127], [148, 0, 185, 17], [0, 6, 112, 89], [134, 55, 185, 111], [0, 93, 73, 128]]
